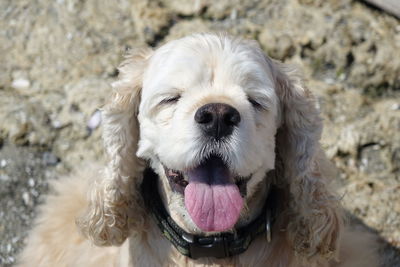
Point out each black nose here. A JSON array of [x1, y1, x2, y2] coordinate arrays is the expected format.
[[194, 103, 241, 140]]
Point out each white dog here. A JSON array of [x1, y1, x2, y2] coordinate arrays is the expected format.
[[19, 33, 378, 266]]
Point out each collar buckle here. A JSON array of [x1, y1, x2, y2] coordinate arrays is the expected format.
[[182, 233, 229, 259], [266, 209, 272, 243]]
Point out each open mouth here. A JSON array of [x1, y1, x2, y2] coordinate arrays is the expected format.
[[163, 155, 250, 232]]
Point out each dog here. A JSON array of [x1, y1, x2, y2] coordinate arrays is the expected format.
[[19, 33, 379, 266]]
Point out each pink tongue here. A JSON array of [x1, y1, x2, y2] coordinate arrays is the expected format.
[[184, 157, 243, 232]]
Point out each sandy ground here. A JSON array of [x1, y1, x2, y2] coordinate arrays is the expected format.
[[0, 0, 399, 266]]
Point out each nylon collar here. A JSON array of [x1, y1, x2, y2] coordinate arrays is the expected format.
[[141, 167, 277, 259]]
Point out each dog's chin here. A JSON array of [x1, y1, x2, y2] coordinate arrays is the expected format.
[[162, 154, 251, 233]]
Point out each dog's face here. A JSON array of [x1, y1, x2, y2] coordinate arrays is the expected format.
[[137, 35, 280, 233], [79, 34, 342, 259]]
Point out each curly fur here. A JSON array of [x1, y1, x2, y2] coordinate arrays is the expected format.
[[272, 62, 344, 261], [76, 48, 153, 246], [19, 33, 378, 267]]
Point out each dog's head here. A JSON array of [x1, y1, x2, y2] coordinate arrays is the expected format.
[[138, 35, 280, 233], [78, 33, 342, 261]]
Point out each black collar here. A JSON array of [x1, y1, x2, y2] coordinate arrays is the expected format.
[[141, 167, 278, 259]]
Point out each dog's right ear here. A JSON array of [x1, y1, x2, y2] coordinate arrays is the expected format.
[[77, 47, 153, 246]]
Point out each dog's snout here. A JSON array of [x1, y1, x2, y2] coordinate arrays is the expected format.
[[195, 103, 241, 140]]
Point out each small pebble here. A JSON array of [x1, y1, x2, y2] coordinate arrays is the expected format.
[[230, 9, 238, 20], [51, 120, 63, 129], [42, 152, 59, 166], [0, 174, 10, 182], [22, 192, 33, 206], [28, 178, 35, 187], [7, 256, 15, 263], [390, 103, 400, 111], [0, 159, 7, 168], [87, 110, 102, 130], [372, 144, 380, 150], [324, 77, 335, 85], [11, 78, 30, 89]]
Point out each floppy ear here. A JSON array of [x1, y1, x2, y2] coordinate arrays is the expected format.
[[271, 60, 343, 261], [77, 47, 153, 246]]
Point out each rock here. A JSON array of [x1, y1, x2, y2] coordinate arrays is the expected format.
[[202, 0, 257, 19], [87, 110, 102, 131], [0, 91, 55, 147], [22, 191, 33, 207], [42, 152, 59, 166], [130, 0, 172, 45], [164, 19, 211, 42], [259, 31, 295, 61], [11, 78, 30, 90], [0, 159, 7, 168], [161, 0, 206, 16]]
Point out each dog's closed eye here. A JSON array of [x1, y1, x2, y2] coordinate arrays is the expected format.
[[159, 95, 181, 105], [247, 97, 266, 111]]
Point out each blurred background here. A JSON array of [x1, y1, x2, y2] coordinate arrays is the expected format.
[[0, 0, 399, 266]]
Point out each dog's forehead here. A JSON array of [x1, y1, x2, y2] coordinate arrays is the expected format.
[[143, 42, 211, 94], [142, 36, 275, 95]]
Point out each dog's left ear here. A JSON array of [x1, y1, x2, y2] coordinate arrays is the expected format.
[[77, 47, 153, 246], [269, 59, 343, 262]]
